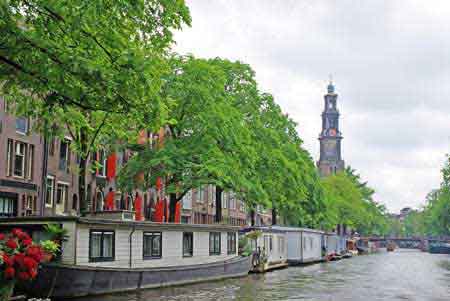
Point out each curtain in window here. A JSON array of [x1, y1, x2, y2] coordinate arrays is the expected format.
[[91, 233, 102, 258], [103, 233, 113, 258]]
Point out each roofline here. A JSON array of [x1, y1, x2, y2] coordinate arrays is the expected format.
[[0, 216, 242, 232]]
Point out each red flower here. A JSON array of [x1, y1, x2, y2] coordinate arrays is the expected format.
[[13, 253, 25, 267], [18, 231, 30, 241], [0, 233, 5, 240], [26, 246, 43, 262], [23, 256, 38, 270], [22, 238, 33, 247], [18, 271, 30, 281], [6, 239, 18, 250], [29, 268, 37, 279], [4, 267, 15, 279], [12, 228, 23, 237], [2, 254, 14, 266]]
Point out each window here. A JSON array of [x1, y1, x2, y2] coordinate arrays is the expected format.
[[182, 190, 192, 210], [24, 195, 34, 216], [269, 236, 273, 252], [209, 232, 221, 255], [89, 230, 115, 262], [56, 183, 69, 205], [59, 140, 70, 171], [303, 237, 307, 250], [183, 232, 193, 257], [143, 232, 162, 259], [278, 237, 285, 253], [0, 195, 16, 217], [197, 186, 204, 203], [13, 142, 26, 177], [15, 117, 28, 134], [45, 176, 54, 207], [6, 139, 13, 176], [222, 192, 228, 209], [98, 150, 107, 177], [27, 145, 34, 179], [227, 232, 236, 255]]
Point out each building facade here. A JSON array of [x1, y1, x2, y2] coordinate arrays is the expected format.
[[317, 82, 345, 177], [0, 99, 256, 226], [181, 186, 248, 226], [0, 98, 44, 217]]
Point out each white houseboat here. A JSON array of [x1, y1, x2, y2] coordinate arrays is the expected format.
[[269, 226, 325, 265], [0, 213, 252, 298], [242, 226, 288, 272]]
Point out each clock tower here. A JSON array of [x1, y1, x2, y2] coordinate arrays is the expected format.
[[317, 81, 345, 177]]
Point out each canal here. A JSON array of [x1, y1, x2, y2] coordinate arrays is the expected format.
[[76, 250, 450, 301]]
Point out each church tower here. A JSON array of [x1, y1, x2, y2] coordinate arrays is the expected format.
[[317, 81, 345, 177]]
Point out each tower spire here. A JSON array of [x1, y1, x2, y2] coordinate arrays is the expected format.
[[327, 74, 335, 94], [317, 80, 344, 177]]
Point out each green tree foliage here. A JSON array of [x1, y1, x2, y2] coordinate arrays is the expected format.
[[0, 0, 191, 212], [119, 56, 324, 224], [321, 170, 389, 235]]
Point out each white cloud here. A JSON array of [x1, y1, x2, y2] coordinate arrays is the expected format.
[[173, 0, 450, 212]]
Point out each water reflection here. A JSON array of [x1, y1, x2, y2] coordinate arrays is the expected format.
[[75, 250, 450, 301]]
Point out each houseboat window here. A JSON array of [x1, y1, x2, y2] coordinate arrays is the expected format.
[[310, 237, 313, 250], [89, 230, 115, 262], [143, 232, 162, 259], [303, 237, 307, 250], [227, 232, 236, 255], [183, 232, 193, 257], [278, 237, 285, 253], [209, 232, 221, 255], [269, 236, 273, 252], [264, 235, 269, 252]]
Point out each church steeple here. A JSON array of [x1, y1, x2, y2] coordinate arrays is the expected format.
[[317, 81, 345, 177]]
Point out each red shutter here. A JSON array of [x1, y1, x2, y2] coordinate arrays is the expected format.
[[106, 153, 117, 181], [175, 201, 181, 223]]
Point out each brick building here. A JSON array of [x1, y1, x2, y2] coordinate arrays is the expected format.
[[0, 98, 44, 217]]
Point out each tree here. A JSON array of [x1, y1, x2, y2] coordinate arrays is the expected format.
[[0, 0, 191, 213], [118, 56, 255, 222]]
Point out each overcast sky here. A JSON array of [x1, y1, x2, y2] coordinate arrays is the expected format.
[[173, 0, 450, 213]]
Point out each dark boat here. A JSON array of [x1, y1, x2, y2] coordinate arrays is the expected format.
[[23, 256, 252, 299], [429, 242, 450, 254]]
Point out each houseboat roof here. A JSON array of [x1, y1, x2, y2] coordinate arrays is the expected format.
[[0, 216, 242, 232], [242, 225, 326, 235]]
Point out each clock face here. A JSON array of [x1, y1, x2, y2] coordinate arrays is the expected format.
[[324, 140, 337, 157], [329, 128, 337, 136]]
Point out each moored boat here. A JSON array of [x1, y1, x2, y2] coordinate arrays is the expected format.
[[429, 242, 450, 254], [241, 226, 289, 273], [0, 214, 252, 298]]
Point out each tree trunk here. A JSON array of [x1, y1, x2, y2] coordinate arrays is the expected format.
[[169, 193, 177, 223], [250, 208, 255, 226], [215, 186, 223, 223], [78, 128, 88, 215], [272, 206, 277, 225]]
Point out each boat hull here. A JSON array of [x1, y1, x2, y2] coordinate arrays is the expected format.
[[23, 256, 252, 299], [429, 245, 450, 254]]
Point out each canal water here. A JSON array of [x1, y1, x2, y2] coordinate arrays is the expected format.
[[77, 250, 450, 301]]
